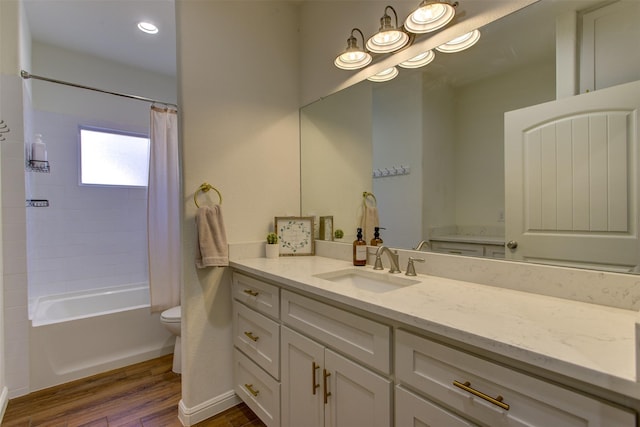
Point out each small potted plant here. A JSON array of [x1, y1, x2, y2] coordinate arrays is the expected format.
[[266, 232, 279, 259], [334, 229, 344, 241]]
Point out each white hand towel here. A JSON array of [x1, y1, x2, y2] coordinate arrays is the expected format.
[[195, 205, 229, 268]]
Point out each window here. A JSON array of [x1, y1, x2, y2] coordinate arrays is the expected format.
[[79, 127, 150, 187]]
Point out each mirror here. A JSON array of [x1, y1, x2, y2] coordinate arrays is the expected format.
[[301, 0, 640, 273]]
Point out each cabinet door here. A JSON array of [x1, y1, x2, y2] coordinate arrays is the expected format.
[[324, 349, 391, 427], [281, 326, 324, 427]]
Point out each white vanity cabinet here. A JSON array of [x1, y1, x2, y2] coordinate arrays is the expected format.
[[395, 329, 636, 427], [430, 239, 505, 259], [281, 326, 391, 427]]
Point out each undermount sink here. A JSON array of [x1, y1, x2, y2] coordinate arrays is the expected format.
[[314, 268, 419, 293]]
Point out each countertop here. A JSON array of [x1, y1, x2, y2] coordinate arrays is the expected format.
[[230, 255, 640, 400]]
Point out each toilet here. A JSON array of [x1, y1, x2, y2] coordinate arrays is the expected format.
[[160, 305, 182, 374]]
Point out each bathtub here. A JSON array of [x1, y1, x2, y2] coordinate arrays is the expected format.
[[29, 284, 175, 391]]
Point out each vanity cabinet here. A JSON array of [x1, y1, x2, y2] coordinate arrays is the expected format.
[[395, 329, 635, 427], [281, 326, 391, 427], [430, 240, 505, 259]]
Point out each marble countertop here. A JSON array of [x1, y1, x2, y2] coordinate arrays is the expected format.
[[230, 255, 640, 400]]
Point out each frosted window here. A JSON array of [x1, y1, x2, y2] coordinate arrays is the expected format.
[[80, 127, 150, 187]]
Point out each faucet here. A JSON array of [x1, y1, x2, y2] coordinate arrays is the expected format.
[[413, 240, 431, 251], [373, 246, 401, 274], [405, 257, 425, 276]]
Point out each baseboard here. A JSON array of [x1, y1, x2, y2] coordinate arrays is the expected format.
[[178, 390, 241, 426], [0, 386, 9, 423]]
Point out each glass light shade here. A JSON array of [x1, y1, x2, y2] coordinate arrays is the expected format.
[[404, 1, 456, 34], [366, 29, 410, 54], [436, 29, 481, 53], [334, 30, 372, 70], [399, 50, 435, 69], [334, 49, 372, 70], [367, 67, 399, 82], [366, 6, 410, 54]]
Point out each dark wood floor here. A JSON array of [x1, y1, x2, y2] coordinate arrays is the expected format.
[[1, 354, 266, 427]]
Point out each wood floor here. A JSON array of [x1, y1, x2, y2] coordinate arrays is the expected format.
[[1, 354, 266, 427]]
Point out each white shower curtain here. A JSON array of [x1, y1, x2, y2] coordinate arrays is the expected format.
[[148, 106, 181, 313]]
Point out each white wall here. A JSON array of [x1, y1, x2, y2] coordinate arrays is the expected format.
[[176, 1, 300, 423], [1, 0, 30, 402], [373, 73, 423, 249], [301, 82, 372, 242], [453, 60, 555, 230]]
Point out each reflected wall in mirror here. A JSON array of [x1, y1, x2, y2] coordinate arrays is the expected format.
[[301, 0, 640, 273]]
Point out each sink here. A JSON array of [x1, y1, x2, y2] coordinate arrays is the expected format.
[[313, 268, 419, 293]]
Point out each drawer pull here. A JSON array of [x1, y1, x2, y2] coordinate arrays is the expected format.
[[323, 369, 332, 404], [244, 383, 260, 397], [312, 362, 320, 395], [453, 380, 510, 410], [243, 289, 259, 297], [244, 331, 259, 342]]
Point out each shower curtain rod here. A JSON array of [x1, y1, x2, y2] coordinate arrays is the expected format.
[[20, 70, 178, 109]]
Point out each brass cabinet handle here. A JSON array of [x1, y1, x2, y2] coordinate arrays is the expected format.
[[243, 289, 259, 297], [244, 331, 259, 342], [323, 369, 332, 404], [244, 383, 259, 397], [453, 380, 510, 410], [312, 362, 320, 395]]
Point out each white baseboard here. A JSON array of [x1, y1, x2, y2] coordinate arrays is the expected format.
[[178, 390, 241, 426], [0, 386, 9, 423]]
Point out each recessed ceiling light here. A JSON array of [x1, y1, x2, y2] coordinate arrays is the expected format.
[[137, 22, 159, 35]]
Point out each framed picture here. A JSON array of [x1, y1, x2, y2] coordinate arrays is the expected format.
[[275, 216, 315, 256], [318, 216, 334, 241]]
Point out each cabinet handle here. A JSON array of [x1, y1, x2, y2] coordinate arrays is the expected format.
[[244, 331, 259, 342], [453, 380, 510, 410], [244, 383, 260, 397], [312, 362, 320, 395], [323, 369, 331, 404], [243, 289, 259, 297]]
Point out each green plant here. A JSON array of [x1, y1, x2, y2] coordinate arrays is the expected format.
[[334, 229, 344, 239], [266, 232, 278, 244]]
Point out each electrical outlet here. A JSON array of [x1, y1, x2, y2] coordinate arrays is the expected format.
[[498, 210, 505, 222]]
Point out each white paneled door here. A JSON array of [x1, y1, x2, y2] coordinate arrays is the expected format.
[[505, 80, 640, 272]]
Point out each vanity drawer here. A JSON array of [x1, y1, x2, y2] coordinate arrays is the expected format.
[[395, 329, 635, 427], [430, 241, 484, 257], [233, 273, 279, 319], [233, 300, 280, 379], [396, 385, 477, 427], [281, 289, 390, 374], [234, 348, 280, 427]]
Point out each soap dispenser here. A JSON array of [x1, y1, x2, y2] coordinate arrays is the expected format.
[[370, 227, 384, 247], [353, 227, 367, 266]]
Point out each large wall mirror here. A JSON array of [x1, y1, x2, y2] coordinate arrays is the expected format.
[[301, 0, 640, 274]]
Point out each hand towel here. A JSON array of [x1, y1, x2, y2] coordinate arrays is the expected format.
[[360, 205, 380, 243], [195, 205, 229, 268]]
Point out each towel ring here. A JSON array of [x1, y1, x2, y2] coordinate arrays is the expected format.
[[194, 182, 222, 208], [363, 191, 377, 207]]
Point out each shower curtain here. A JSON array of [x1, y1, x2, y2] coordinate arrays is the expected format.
[[148, 106, 181, 312]]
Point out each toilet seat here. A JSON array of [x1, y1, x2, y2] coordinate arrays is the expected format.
[[161, 305, 181, 323]]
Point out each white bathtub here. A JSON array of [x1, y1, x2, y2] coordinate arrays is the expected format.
[[29, 284, 175, 391]]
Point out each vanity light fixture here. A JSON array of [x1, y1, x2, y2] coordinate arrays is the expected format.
[[137, 21, 159, 34], [334, 28, 373, 70], [367, 66, 399, 82], [404, 0, 458, 34], [435, 29, 481, 53], [366, 6, 410, 54], [398, 50, 435, 69]]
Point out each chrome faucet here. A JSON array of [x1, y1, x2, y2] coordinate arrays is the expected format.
[[373, 246, 401, 274], [413, 240, 431, 251]]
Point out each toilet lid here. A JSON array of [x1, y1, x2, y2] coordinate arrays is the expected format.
[[161, 305, 181, 322]]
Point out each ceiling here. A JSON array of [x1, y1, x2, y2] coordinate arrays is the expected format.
[[23, 0, 177, 77]]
